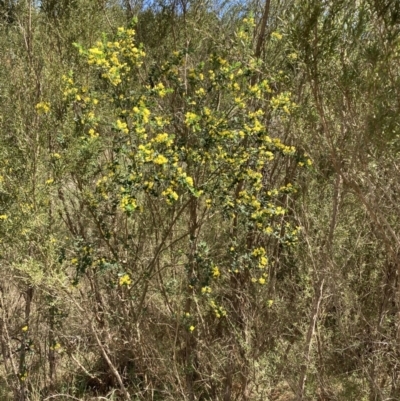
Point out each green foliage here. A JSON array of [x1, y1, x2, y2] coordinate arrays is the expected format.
[[1, 1, 400, 400]]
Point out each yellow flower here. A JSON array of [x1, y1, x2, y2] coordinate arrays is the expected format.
[[252, 247, 265, 257], [116, 119, 129, 134], [162, 187, 179, 202], [88, 128, 99, 138], [264, 226, 273, 234], [153, 154, 168, 165], [153, 133, 169, 143], [258, 278, 266, 285], [185, 112, 199, 125], [201, 286, 212, 294], [36, 101, 50, 114], [119, 274, 132, 286], [120, 195, 137, 212], [212, 266, 220, 278], [22, 326, 29, 332], [237, 30, 248, 40], [155, 82, 167, 97], [271, 31, 283, 40], [185, 176, 194, 187], [189, 325, 195, 332], [50, 343, 61, 351]]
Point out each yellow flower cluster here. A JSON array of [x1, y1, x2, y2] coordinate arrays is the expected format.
[[212, 266, 220, 278], [153, 154, 168, 165], [201, 286, 212, 294], [116, 119, 129, 134], [209, 300, 227, 318], [36, 101, 51, 114], [119, 273, 132, 286], [252, 247, 268, 268], [120, 194, 137, 212], [185, 112, 200, 126], [162, 187, 179, 203], [270, 92, 296, 114], [86, 28, 145, 86], [62, 74, 79, 99]]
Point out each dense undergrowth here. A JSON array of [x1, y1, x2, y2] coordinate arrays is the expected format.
[[0, 1, 400, 400]]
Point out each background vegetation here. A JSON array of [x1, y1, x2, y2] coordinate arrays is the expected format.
[[0, 1, 399, 400]]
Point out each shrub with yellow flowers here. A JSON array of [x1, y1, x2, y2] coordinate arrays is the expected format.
[[46, 17, 310, 400]]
